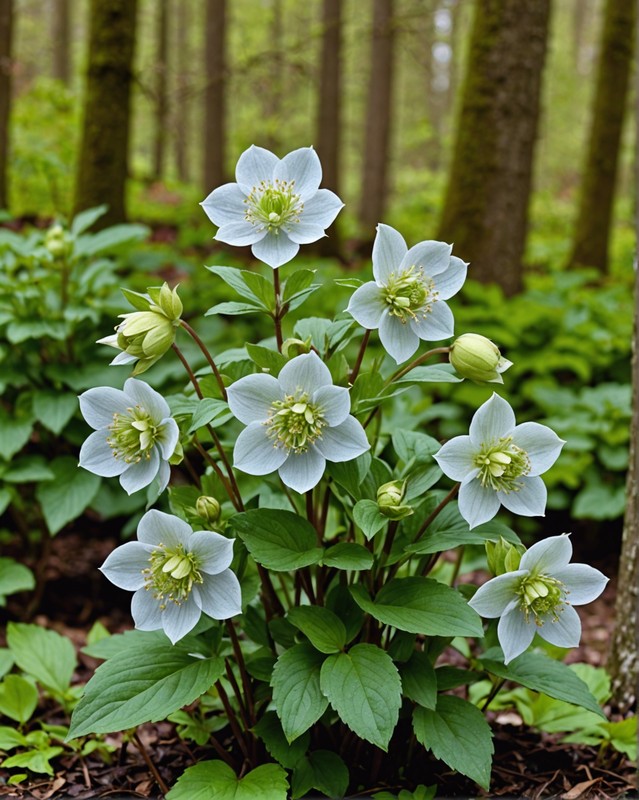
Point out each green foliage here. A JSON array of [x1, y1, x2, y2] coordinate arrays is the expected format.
[[7, 623, 76, 700], [167, 761, 289, 800], [0, 559, 35, 606]]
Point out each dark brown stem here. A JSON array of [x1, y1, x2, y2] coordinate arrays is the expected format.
[[180, 319, 227, 400], [133, 732, 170, 795], [208, 731, 238, 770], [273, 268, 283, 351], [450, 545, 465, 587], [350, 329, 371, 384], [257, 564, 286, 617], [172, 342, 203, 399], [225, 660, 252, 731], [226, 620, 255, 724], [481, 678, 507, 712], [181, 452, 202, 490], [193, 439, 239, 511], [215, 680, 252, 763]]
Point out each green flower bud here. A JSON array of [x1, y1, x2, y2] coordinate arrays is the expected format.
[[45, 224, 72, 259], [115, 311, 176, 375], [377, 480, 413, 520], [282, 337, 311, 358], [486, 536, 524, 576], [148, 282, 183, 322], [449, 333, 512, 384], [196, 496, 221, 524]]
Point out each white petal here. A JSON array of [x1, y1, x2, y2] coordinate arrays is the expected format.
[[111, 351, 138, 366], [216, 221, 267, 246], [200, 182, 247, 226], [161, 598, 202, 644], [79, 386, 130, 429], [131, 588, 164, 631], [190, 531, 234, 575], [155, 459, 171, 495], [100, 541, 150, 590], [301, 189, 344, 228], [119, 449, 160, 494], [469, 393, 516, 447], [314, 416, 370, 462], [537, 604, 582, 649], [97, 333, 119, 348], [519, 533, 573, 573], [435, 256, 468, 300], [372, 224, 407, 283], [553, 564, 608, 605], [79, 430, 127, 477], [157, 418, 179, 460], [434, 435, 477, 481], [273, 146, 322, 200], [498, 600, 537, 664], [138, 509, 193, 549], [285, 222, 326, 244], [234, 423, 288, 475], [346, 282, 386, 329], [410, 300, 455, 341], [469, 571, 528, 618], [195, 570, 243, 619], [227, 373, 283, 425], [278, 351, 333, 394], [378, 312, 420, 364], [235, 145, 279, 193], [278, 448, 326, 493], [252, 232, 299, 268], [123, 379, 170, 423], [312, 385, 351, 426], [512, 422, 565, 476], [399, 240, 452, 278], [498, 475, 547, 517], [458, 478, 501, 529]]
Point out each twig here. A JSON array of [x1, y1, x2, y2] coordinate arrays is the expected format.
[[350, 329, 371, 384], [133, 732, 170, 796]]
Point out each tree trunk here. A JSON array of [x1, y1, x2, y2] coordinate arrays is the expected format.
[[568, 0, 635, 271], [152, 0, 169, 181], [436, 0, 551, 296], [0, 0, 12, 211], [316, 0, 342, 257], [73, 0, 137, 227], [52, 0, 71, 84], [203, 0, 226, 192], [174, 0, 190, 183], [264, 0, 283, 153], [358, 0, 395, 240]]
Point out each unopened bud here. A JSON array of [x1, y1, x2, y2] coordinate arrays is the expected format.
[[449, 333, 512, 384], [377, 480, 413, 520], [282, 338, 311, 358], [45, 224, 71, 259], [196, 496, 221, 524], [486, 537, 524, 576]]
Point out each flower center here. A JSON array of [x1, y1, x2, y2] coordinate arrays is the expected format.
[[473, 436, 530, 493], [382, 266, 437, 323], [107, 406, 160, 463], [143, 544, 203, 608], [244, 180, 303, 234], [518, 573, 565, 625], [265, 393, 326, 453]]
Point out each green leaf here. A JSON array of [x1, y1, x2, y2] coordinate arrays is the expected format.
[[206, 265, 273, 310], [0, 725, 27, 750], [320, 644, 401, 751], [322, 542, 373, 571], [32, 392, 78, 435], [253, 711, 310, 769], [187, 398, 233, 432], [0, 408, 33, 460], [206, 300, 264, 316], [6, 319, 68, 344], [7, 623, 76, 695], [0, 487, 11, 516], [69, 642, 225, 738], [283, 269, 316, 302], [353, 499, 388, 540], [0, 559, 35, 603], [392, 430, 441, 465], [350, 578, 483, 637], [3, 746, 64, 776], [75, 223, 149, 256], [2, 456, 54, 483], [271, 644, 328, 742], [291, 750, 349, 800], [71, 204, 108, 235], [0, 649, 14, 679], [395, 365, 462, 384], [167, 761, 288, 800], [399, 652, 437, 710], [36, 456, 101, 534], [327, 452, 371, 498], [287, 607, 347, 654], [0, 675, 38, 723], [413, 695, 493, 790], [245, 343, 287, 374], [479, 650, 605, 718], [231, 510, 323, 571]]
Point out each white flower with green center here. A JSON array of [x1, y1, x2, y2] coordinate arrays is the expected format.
[[346, 223, 468, 364], [434, 393, 565, 529], [227, 352, 370, 493], [100, 510, 242, 644], [469, 534, 607, 663], [200, 145, 343, 268], [79, 378, 179, 495]]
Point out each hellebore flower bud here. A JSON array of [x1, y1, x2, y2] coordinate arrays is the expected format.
[[196, 495, 222, 524], [45, 224, 72, 259], [486, 536, 525, 577], [282, 337, 312, 359], [377, 480, 413, 520], [449, 333, 512, 384]]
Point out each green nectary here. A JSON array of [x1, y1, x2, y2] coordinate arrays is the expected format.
[[143, 544, 203, 608], [382, 266, 437, 323], [265, 393, 326, 453], [107, 407, 162, 464], [244, 179, 303, 233], [473, 435, 530, 493]]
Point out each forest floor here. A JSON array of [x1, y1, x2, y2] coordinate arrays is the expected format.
[[0, 530, 636, 800]]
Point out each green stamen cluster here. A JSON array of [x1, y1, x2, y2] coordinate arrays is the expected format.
[[474, 436, 530, 493], [518, 573, 565, 625], [383, 266, 437, 324], [266, 393, 326, 453], [244, 179, 303, 234], [107, 406, 160, 463], [143, 544, 203, 608]]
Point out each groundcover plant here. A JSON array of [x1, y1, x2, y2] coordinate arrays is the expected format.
[[70, 145, 608, 799]]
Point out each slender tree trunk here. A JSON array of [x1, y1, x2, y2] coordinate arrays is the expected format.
[[73, 0, 137, 227], [568, 0, 635, 271], [358, 0, 395, 240], [152, 0, 169, 181], [572, 0, 591, 74], [203, 0, 226, 192], [437, 0, 551, 296], [52, 0, 71, 84], [265, 0, 283, 153], [174, 0, 190, 183], [316, 0, 342, 257], [0, 0, 12, 211]]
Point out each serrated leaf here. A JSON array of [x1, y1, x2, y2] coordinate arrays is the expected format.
[[353, 499, 388, 540], [320, 644, 401, 751], [32, 392, 78, 435], [254, 711, 310, 769], [291, 750, 349, 800], [68, 643, 224, 738], [0, 675, 38, 723], [7, 623, 76, 695], [167, 761, 288, 800], [413, 695, 493, 789], [399, 651, 437, 709], [231, 509, 323, 571], [288, 606, 347, 654], [36, 456, 101, 534], [322, 542, 373, 570], [328, 452, 372, 498], [271, 644, 328, 742]]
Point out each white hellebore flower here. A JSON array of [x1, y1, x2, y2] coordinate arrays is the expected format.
[[100, 510, 242, 644], [200, 145, 344, 269], [434, 393, 565, 529], [346, 223, 468, 364], [469, 534, 608, 664], [79, 378, 179, 495], [227, 351, 370, 494]]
